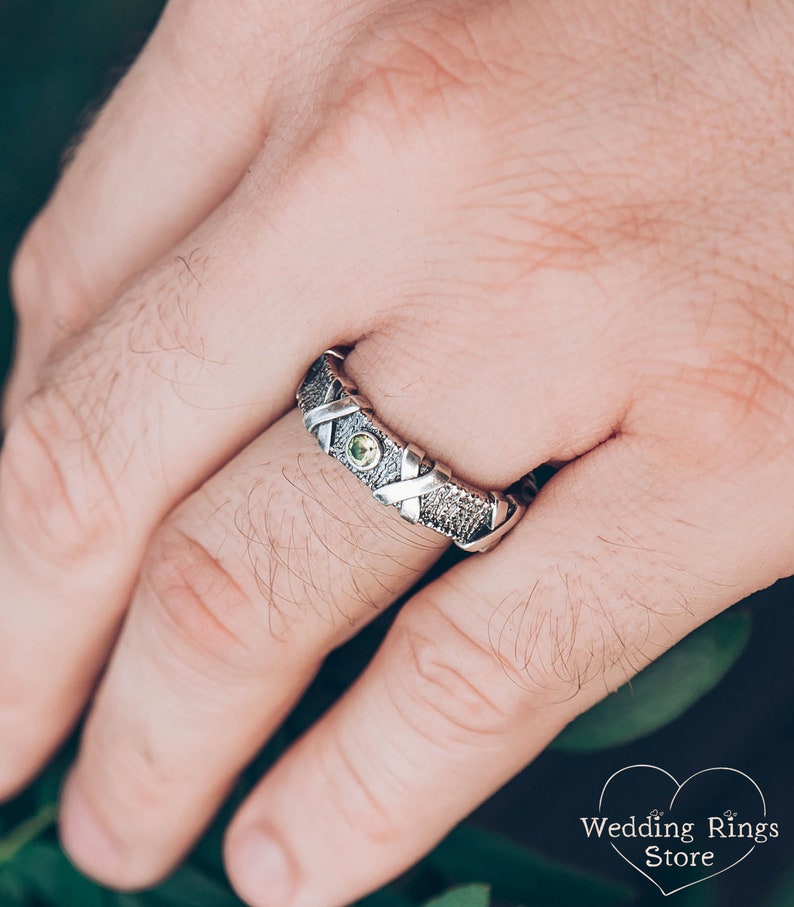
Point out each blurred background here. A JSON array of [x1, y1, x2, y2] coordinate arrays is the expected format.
[[1, 3, 794, 906]]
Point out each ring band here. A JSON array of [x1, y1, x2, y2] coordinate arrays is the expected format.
[[297, 349, 536, 552]]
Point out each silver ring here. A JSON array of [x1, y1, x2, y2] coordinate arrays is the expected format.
[[296, 349, 537, 552]]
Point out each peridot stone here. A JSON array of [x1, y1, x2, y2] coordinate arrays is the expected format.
[[346, 431, 381, 470]]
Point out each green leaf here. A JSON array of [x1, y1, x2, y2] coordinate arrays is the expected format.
[[425, 824, 634, 906], [353, 886, 416, 907], [144, 864, 244, 907], [552, 609, 751, 753], [0, 803, 57, 865], [423, 884, 490, 907], [10, 840, 107, 907], [0, 868, 27, 906]]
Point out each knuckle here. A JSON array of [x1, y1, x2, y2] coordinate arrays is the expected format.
[[0, 675, 46, 766], [389, 599, 515, 742], [75, 719, 179, 845], [100, 716, 176, 802], [143, 526, 261, 670], [311, 726, 403, 846], [0, 391, 126, 569], [10, 212, 88, 329], [705, 294, 794, 456], [320, 2, 504, 152], [640, 286, 794, 475], [9, 224, 40, 318], [154, 0, 280, 131], [487, 557, 673, 707]]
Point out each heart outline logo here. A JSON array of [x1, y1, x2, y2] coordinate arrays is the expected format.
[[598, 764, 766, 896]]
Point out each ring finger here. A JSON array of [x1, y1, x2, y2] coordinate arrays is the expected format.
[[56, 313, 625, 889], [59, 404, 446, 887]]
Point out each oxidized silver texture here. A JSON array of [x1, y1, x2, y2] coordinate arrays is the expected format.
[[297, 349, 537, 552]]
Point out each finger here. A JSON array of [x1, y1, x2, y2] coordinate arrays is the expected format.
[[57, 406, 444, 887], [222, 429, 794, 907], [0, 77, 632, 801], [0, 175, 357, 795], [0, 0, 648, 794], [5, 0, 279, 413], [0, 9, 663, 802], [6, 0, 374, 417]]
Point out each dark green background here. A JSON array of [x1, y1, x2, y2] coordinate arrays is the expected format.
[[2, 3, 794, 907], [0, 0, 166, 370]]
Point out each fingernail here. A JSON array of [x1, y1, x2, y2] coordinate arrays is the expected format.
[[59, 774, 124, 878], [227, 825, 297, 907]]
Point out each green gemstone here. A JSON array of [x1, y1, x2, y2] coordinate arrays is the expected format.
[[346, 432, 381, 470]]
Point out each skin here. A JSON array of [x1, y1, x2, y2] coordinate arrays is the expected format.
[[3, 0, 794, 904]]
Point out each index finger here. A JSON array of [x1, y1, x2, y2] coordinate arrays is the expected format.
[[5, 0, 280, 418], [0, 175, 349, 795]]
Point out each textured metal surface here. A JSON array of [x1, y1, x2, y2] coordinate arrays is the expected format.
[[297, 349, 535, 552]]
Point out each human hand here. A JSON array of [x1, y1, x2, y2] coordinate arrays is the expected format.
[[4, 2, 794, 905]]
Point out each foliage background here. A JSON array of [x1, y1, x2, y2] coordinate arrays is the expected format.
[[2, 3, 794, 906]]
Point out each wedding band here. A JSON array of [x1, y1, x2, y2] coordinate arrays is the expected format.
[[297, 349, 536, 552]]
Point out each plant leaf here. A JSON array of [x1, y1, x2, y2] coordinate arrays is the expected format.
[[353, 886, 416, 907], [10, 840, 106, 907], [0, 803, 57, 865], [422, 884, 490, 907], [552, 609, 751, 753], [144, 864, 245, 907], [0, 868, 27, 906], [425, 824, 634, 906]]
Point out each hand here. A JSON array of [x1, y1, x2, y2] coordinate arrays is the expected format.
[[4, 1, 794, 905]]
